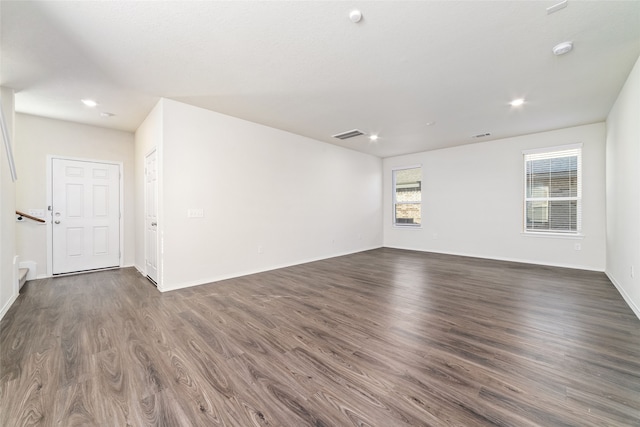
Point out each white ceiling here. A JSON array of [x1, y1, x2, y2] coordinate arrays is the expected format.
[[1, 1, 639, 158]]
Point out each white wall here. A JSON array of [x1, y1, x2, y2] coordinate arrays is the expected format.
[[606, 55, 640, 319], [0, 88, 17, 320], [14, 114, 135, 278], [383, 123, 607, 271], [146, 99, 382, 291]]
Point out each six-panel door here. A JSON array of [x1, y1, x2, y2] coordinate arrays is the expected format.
[[52, 159, 120, 274], [145, 150, 158, 283]]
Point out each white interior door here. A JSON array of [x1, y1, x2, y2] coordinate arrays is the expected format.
[[145, 150, 158, 284], [52, 159, 120, 274]]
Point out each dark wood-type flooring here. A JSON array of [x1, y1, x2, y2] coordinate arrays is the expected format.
[[1, 248, 640, 426]]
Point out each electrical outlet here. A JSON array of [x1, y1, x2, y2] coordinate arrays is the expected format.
[[574, 243, 581, 251], [257, 246, 263, 254]]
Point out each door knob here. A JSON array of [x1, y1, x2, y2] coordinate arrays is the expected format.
[[54, 220, 60, 224]]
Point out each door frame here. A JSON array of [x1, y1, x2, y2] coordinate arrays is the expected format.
[[46, 155, 124, 277]]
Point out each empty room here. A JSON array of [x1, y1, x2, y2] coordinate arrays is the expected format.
[[1, 1, 639, 426]]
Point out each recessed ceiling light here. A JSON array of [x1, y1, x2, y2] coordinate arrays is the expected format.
[[552, 41, 573, 56], [546, 0, 568, 15], [369, 134, 378, 141], [81, 99, 98, 107], [425, 121, 436, 127], [349, 10, 363, 23], [510, 98, 525, 107], [100, 112, 115, 118]]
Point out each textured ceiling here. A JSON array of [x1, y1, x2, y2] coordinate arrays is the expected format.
[[1, 1, 639, 158]]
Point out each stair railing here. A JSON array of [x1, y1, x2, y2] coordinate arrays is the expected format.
[[16, 210, 46, 223]]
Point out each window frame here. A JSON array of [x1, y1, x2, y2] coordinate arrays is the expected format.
[[392, 165, 422, 228], [523, 144, 582, 235]]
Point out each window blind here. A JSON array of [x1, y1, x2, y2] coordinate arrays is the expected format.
[[393, 166, 422, 226], [524, 146, 581, 233]]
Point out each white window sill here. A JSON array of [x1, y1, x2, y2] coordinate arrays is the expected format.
[[394, 224, 422, 229], [521, 231, 584, 240]]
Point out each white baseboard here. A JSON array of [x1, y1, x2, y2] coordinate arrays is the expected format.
[[606, 271, 640, 321], [383, 245, 605, 272], [2, 255, 21, 320], [0, 293, 18, 321]]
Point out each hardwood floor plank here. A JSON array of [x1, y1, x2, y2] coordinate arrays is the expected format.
[[0, 299, 61, 384], [2, 248, 640, 426], [160, 347, 232, 426], [92, 348, 137, 426], [139, 388, 191, 427], [58, 308, 93, 389], [53, 378, 99, 427], [307, 389, 378, 427], [565, 386, 640, 426], [0, 348, 60, 426], [170, 330, 236, 400], [223, 354, 335, 426], [177, 308, 244, 359]]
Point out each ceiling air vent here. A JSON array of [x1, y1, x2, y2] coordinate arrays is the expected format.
[[332, 129, 365, 140], [472, 132, 491, 139]]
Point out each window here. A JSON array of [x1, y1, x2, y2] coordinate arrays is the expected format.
[[393, 166, 421, 226], [524, 145, 582, 234]]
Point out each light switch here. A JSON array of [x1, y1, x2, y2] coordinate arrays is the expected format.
[[28, 209, 45, 218], [187, 208, 204, 218]]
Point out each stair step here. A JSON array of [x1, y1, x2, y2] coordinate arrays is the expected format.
[[19, 268, 29, 290]]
